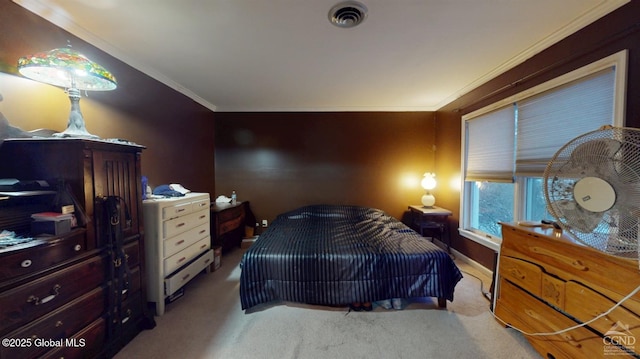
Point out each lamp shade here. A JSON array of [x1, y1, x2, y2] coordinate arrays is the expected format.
[[18, 47, 117, 91], [421, 173, 437, 190], [421, 172, 437, 207], [17, 47, 117, 138]]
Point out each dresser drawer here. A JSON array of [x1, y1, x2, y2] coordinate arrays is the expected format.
[[163, 237, 211, 275], [162, 201, 193, 220], [191, 198, 210, 212], [216, 204, 244, 223], [0, 254, 107, 335], [163, 223, 210, 258], [496, 278, 608, 359], [565, 280, 640, 349], [115, 292, 144, 328], [124, 240, 141, 269], [165, 249, 213, 296], [0, 286, 106, 359], [115, 266, 142, 303], [0, 230, 87, 283], [42, 317, 107, 359], [500, 224, 640, 303], [219, 214, 245, 236], [499, 256, 542, 297], [163, 210, 210, 239]]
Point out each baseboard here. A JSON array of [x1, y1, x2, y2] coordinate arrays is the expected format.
[[450, 247, 493, 278]]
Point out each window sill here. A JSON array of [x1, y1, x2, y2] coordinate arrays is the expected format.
[[458, 228, 501, 252]]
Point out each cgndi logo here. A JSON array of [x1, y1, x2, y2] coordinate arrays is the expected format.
[[603, 321, 636, 356]]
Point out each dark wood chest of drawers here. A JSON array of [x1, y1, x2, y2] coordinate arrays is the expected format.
[[0, 139, 155, 358]]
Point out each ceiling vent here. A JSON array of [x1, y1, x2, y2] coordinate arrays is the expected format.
[[328, 1, 368, 28]]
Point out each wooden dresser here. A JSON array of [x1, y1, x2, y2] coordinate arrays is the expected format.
[[495, 223, 640, 359], [211, 201, 246, 252], [143, 192, 213, 316], [0, 139, 155, 358]]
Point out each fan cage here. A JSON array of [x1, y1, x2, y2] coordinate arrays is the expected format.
[[543, 126, 640, 258]]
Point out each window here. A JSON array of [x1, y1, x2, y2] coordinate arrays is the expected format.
[[460, 50, 627, 250]]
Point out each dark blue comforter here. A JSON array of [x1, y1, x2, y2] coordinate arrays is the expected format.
[[239, 205, 462, 310]]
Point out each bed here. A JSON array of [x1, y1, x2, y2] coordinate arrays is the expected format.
[[239, 204, 463, 310]]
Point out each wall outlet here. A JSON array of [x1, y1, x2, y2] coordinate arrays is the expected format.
[[262, 219, 268, 227]]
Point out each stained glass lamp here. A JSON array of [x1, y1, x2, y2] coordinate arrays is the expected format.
[[18, 47, 117, 138], [421, 172, 437, 207]]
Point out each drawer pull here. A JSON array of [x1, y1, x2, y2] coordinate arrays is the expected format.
[[205, 259, 211, 264], [122, 309, 132, 324], [200, 244, 207, 249], [178, 257, 186, 263], [199, 230, 206, 235], [176, 222, 186, 228], [530, 246, 588, 271], [177, 208, 186, 213], [199, 215, 206, 219], [182, 274, 190, 281], [176, 240, 185, 246], [21, 259, 32, 268], [27, 284, 61, 305], [74, 244, 82, 251]]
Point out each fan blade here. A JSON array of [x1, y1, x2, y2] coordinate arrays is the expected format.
[[570, 138, 622, 164], [554, 199, 603, 233]]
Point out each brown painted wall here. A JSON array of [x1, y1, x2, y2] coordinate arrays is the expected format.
[[214, 112, 436, 227], [4, 1, 639, 271], [435, 2, 640, 269], [0, 2, 216, 195]]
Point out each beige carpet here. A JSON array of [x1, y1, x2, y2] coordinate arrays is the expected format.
[[115, 248, 541, 359]]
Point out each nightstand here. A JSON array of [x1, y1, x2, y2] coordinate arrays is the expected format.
[[408, 205, 452, 253], [210, 201, 246, 252]]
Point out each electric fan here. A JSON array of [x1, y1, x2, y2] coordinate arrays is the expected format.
[[543, 126, 640, 260]]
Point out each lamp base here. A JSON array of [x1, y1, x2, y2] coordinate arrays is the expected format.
[[421, 194, 435, 207], [52, 88, 99, 139], [53, 128, 99, 139]]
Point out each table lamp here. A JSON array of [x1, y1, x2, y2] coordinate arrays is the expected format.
[[18, 46, 117, 139], [421, 172, 437, 207]]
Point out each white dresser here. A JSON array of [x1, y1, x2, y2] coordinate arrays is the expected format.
[[143, 192, 213, 315]]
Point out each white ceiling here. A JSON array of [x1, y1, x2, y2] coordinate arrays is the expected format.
[[14, 0, 628, 112]]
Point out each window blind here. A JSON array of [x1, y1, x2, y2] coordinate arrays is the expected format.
[[516, 67, 615, 176], [465, 104, 515, 182]]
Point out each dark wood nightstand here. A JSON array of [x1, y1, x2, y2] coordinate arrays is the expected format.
[[408, 205, 452, 253], [210, 201, 246, 252]]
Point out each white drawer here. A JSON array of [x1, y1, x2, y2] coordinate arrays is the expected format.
[[191, 198, 210, 212], [162, 201, 193, 220], [163, 222, 210, 258], [165, 250, 214, 296], [163, 237, 211, 275], [163, 209, 210, 239]]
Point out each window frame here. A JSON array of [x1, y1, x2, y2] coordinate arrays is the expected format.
[[459, 50, 628, 251]]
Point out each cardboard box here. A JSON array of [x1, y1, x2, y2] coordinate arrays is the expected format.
[[31, 218, 71, 236], [241, 235, 259, 249], [212, 246, 222, 271]]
